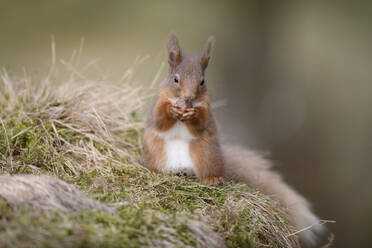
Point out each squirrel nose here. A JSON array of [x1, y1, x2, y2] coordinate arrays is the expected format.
[[182, 89, 195, 101]]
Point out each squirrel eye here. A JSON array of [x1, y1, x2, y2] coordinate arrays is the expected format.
[[174, 75, 179, 83], [200, 79, 205, 86]]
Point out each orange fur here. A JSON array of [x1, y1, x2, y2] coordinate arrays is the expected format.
[[189, 132, 224, 182], [143, 130, 166, 173], [184, 105, 209, 137], [151, 90, 177, 132]]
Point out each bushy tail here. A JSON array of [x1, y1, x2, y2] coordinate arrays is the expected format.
[[222, 145, 325, 246]]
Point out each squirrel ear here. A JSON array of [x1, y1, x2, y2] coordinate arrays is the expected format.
[[201, 36, 215, 70], [167, 33, 182, 68]]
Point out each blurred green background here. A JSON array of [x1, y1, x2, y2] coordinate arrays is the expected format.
[[1, 1, 371, 247]]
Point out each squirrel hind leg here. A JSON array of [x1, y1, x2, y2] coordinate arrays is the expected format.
[[202, 177, 225, 186]]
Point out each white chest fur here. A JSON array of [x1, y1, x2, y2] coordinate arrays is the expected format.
[[154, 121, 197, 175]]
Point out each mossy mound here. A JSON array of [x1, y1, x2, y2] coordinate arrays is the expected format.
[[0, 66, 299, 247]]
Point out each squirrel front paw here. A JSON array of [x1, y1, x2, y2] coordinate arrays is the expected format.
[[180, 108, 197, 121], [168, 104, 184, 120], [202, 177, 225, 186]]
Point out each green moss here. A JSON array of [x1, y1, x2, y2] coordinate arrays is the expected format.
[[0, 158, 295, 247], [0, 199, 205, 248]]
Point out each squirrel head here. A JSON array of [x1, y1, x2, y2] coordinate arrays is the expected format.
[[163, 33, 214, 102]]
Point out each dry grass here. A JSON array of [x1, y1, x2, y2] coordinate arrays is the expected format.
[[0, 59, 300, 247], [0, 62, 150, 175]]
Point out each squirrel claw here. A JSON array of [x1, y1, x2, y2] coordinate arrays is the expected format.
[[202, 177, 225, 186]]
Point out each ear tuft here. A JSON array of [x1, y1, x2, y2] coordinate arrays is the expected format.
[[201, 36, 215, 70], [167, 33, 182, 68]]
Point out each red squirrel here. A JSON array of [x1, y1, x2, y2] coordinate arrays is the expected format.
[[143, 33, 325, 246]]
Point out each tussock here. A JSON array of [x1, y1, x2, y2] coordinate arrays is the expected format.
[[0, 66, 149, 175], [0, 62, 300, 247]]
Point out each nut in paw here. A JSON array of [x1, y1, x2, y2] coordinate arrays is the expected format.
[[176, 99, 193, 111]]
